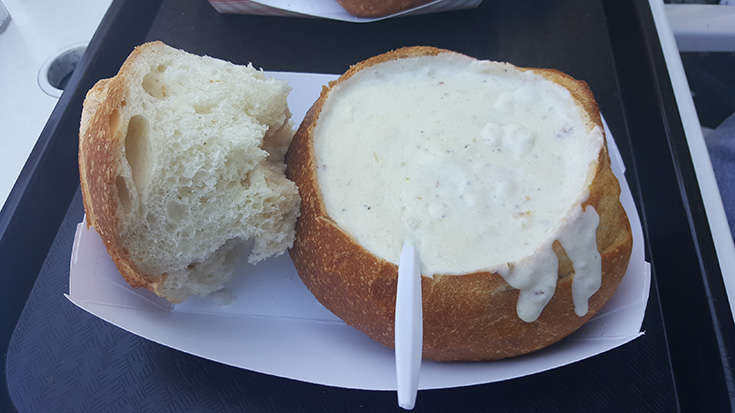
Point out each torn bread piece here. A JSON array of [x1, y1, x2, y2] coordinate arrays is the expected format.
[[79, 41, 300, 303]]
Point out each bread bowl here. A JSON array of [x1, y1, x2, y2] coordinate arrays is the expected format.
[[78, 42, 300, 303], [286, 46, 633, 361]]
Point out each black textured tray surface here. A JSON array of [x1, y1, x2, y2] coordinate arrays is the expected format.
[[5, 190, 675, 412], [2, 0, 733, 411]]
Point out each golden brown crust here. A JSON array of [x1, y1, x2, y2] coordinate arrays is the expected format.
[[336, 0, 433, 17], [286, 46, 633, 361], [79, 42, 167, 294]]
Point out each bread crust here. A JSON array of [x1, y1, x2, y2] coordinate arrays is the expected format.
[[286, 46, 633, 361], [336, 0, 433, 17], [79, 43, 165, 294]]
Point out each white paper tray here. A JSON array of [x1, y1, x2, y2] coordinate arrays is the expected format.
[[67, 71, 650, 391], [207, 0, 483, 23]]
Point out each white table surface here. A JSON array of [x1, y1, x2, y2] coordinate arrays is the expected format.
[[0, 0, 111, 210]]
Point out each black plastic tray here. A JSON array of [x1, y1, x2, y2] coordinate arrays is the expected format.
[[2, 0, 733, 411]]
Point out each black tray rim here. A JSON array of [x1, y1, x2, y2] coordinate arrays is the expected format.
[[1, 0, 733, 410]]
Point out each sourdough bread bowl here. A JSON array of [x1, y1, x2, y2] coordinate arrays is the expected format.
[[286, 46, 633, 361], [79, 42, 300, 303]]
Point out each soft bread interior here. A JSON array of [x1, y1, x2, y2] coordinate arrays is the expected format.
[[80, 42, 300, 303]]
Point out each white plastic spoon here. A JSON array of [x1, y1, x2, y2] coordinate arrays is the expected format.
[[395, 241, 423, 410]]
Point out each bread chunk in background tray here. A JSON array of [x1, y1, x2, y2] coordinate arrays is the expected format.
[[336, 0, 434, 17]]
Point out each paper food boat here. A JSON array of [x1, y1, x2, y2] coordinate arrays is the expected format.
[[67, 71, 650, 391]]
